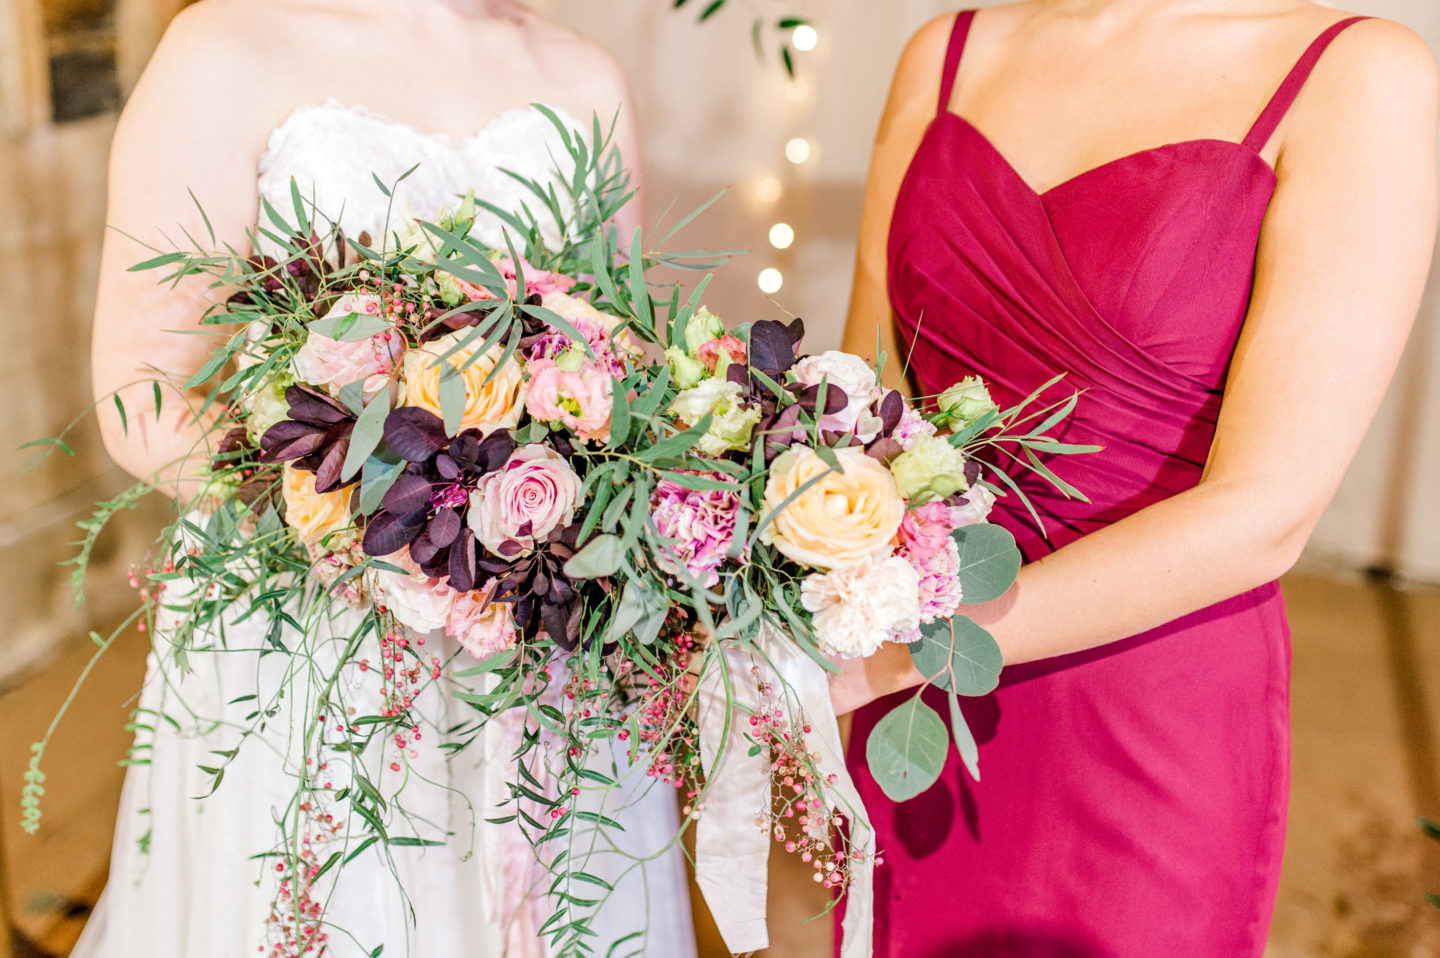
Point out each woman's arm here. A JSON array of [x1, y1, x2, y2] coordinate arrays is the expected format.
[[833, 19, 1439, 713], [839, 16, 956, 393], [92, 5, 271, 502]]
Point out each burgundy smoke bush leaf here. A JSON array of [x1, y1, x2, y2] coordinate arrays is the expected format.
[[865, 437, 904, 463], [284, 386, 351, 426], [434, 454, 461, 481], [795, 384, 849, 416], [381, 474, 435, 518], [362, 509, 425, 558], [312, 429, 352, 493], [879, 390, 904, 434], [748, 318, 805, 375], [427, 508, 462, 549], [259, 420, 326, 462], [449, 530, 480, 592], [384, 407, 448, 462]]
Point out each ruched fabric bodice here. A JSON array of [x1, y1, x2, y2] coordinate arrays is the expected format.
[[847, 14, 1368, 958]]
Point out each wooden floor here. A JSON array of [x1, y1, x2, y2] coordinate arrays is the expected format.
[[3, 569, 1439, 957]]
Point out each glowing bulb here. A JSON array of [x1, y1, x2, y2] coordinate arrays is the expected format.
[[757, 177, 783, 203], [785, 138, 812, 165], [758, 268, 784, 294], [793, 25, 818, 52], [769, 223, 795, 250]]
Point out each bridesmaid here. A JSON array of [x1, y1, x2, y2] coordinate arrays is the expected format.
[[834, 1, 1437, 955]]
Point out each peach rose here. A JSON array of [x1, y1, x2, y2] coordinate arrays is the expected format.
[[401, 331, 526, 435], [282, 464, 355, 544], [760, 446, 904, 570]]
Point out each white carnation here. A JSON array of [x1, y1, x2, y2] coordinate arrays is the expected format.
[[800, 555, 921, 659]]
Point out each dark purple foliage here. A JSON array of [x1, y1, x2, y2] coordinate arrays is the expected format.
[[747, 318, 805, 376], [478, 524, 587, 650], [258, 385, 358, 493]]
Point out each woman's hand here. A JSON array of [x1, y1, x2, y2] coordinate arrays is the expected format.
[[829, 642, 926, 717]]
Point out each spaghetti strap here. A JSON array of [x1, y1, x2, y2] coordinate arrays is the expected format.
[[937, 10, 978, 115], [1242, 16, 1371, 152]]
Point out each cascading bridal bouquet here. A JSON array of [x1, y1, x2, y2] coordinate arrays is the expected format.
[[22, 109, 1093, 958]]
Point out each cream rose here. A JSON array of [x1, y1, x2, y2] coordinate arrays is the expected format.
[[760, 446, 905, 570], [281, 464, 355, 545], [401, 331, 526, 435]]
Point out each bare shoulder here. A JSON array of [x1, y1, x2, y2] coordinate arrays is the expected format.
[[1291, 13, 1439, 143], [521, 16, 630, 98], [1306, 13, 1438, 101]]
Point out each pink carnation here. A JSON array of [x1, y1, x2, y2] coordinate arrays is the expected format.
[[908, 537, 964, 630], [446, 583, 519, 659], [894, 402, 938, 451], [694, 335, 747, 373], [649, 476, 746, 587], [525, 362, 613, 443], [896, 500, 956, 562]]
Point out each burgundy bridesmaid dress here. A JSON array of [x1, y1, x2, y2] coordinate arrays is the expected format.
[[846, 12, 1370, 957]]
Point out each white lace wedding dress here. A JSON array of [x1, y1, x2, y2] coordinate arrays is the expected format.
[[73, 102, 697, 958]]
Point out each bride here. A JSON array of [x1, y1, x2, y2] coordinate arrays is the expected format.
[[82, 1, 694, 956]]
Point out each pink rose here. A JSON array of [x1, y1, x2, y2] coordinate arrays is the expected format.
[[525, 363, 613, 443], [446, 582, 519, 659], [894, 400, 939, 451], [294, 294, 404, 398], [792, 350, 884, 441], [467, 445, 583, 555], [896, 500, 956, 562]]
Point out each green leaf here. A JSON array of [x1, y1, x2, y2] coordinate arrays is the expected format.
[[438, 366, 466, 437], [953, 523, 1022, 604], [564, 534, 624, 579], [358, 457, 405, 515], [343, 389, 391, 482], [946, 692, 981, 783], [310, 311, 388, 342], [608, 380, 632, 448], [865, 695, 948, 802], [113, 395, 128, 435], [127, 251, 186, 272], [634, 414, 712, 464], [909, 615, 1004, 697]]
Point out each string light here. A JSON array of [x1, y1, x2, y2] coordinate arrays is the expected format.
[[769, 223, 795, 250], [792, 25, 818, 52], [785, 138, 811, 165], [757, 177, 783, 204], [758, 268, 784, 294]]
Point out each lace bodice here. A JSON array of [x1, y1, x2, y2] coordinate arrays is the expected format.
[[256, 101, 576, 251]]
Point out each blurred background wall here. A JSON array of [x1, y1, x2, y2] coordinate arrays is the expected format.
[[0, 0, 1438, 955]]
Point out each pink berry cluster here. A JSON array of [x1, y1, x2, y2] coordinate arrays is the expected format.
[[261, 801, 342, 958]]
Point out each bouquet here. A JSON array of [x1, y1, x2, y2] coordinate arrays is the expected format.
[[23, 109, 1091, 958]]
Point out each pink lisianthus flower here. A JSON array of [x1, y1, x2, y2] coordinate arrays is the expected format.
[[468, 445, 583, 556], [904, 537, 964, 633], [446, 582, 520, 659], [951, 483, 997, 528], [649, 475, 746, 587], [525, 362, 613, 443], [542, 291, 640, 359], [896, 500, 956, 562], [294, 294, 404, 399], [694, 335, 748, 374]]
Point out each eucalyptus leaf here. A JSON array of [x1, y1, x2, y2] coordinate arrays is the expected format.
[[946, 692, 981, 783], [865, 696, 948, 802], [909, 615, 1004, 697], [953, 523, 1022, 604], [310, 312, 389, 342], [342, 390, 391, 482], [564, 534, 624, 579], [438, 366, 466, 437]]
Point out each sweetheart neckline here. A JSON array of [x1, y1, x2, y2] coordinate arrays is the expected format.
[[259, 100, 569, 168], [931, 111, 1278, 200]]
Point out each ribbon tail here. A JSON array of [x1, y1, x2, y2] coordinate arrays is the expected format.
[[695, 643, 772, 954]]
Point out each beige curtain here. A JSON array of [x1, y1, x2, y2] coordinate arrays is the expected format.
[[542, 0, 1440, 581]]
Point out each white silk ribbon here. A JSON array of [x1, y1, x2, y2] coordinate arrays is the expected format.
[[696, 621, 875, 958]]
